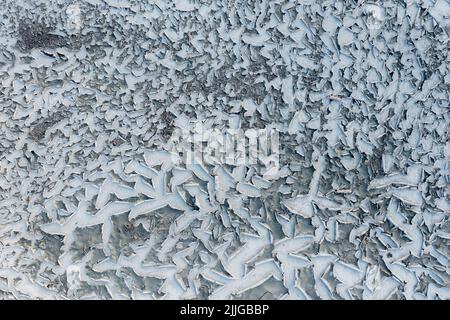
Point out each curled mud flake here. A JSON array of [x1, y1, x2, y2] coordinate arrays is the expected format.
[[364, 4, 386, 30]]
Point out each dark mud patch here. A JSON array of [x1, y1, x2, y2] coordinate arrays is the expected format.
[[29, 111, 66, 141], [17, 20, 67, 51]]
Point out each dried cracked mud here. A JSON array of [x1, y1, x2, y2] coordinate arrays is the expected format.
[[0, 0, 449, 300]]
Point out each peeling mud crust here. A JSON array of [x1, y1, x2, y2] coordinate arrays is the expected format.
[[0, 0, 450, 300]]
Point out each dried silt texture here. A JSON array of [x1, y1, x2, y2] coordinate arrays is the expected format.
[[0, 0, 449, 300]]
